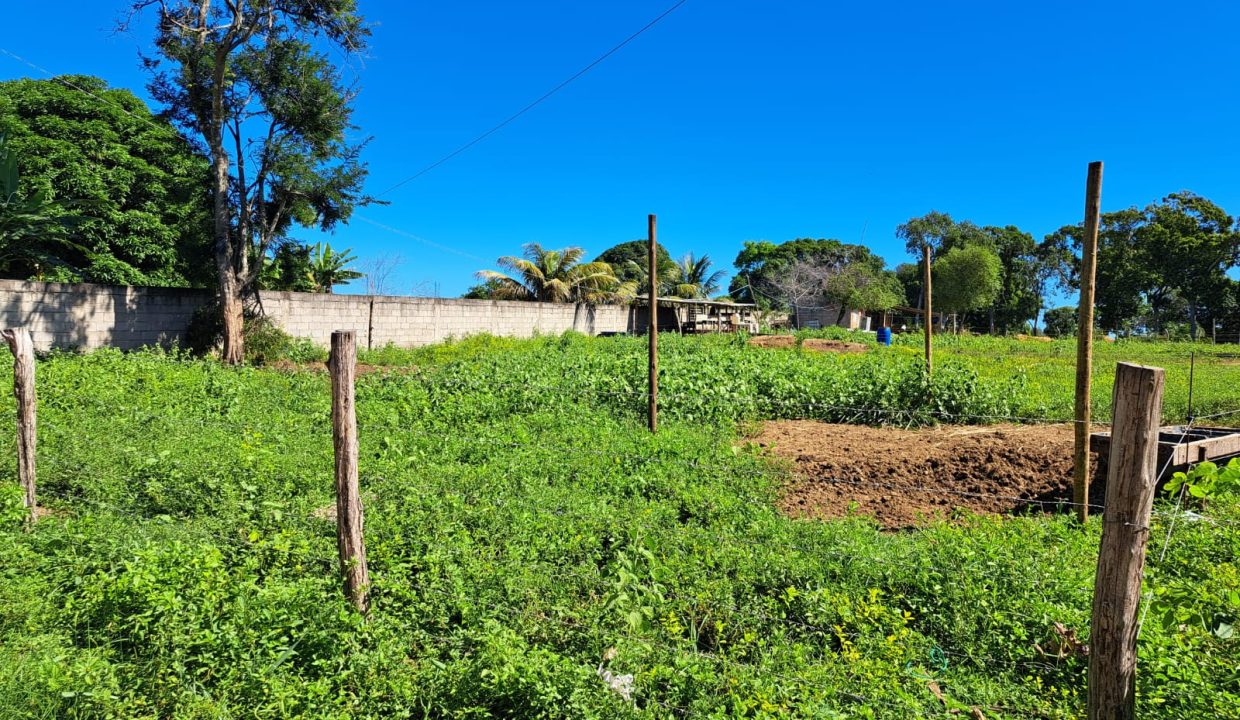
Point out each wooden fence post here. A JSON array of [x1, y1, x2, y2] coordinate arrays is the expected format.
[[2, 329, 36, 523], [922, 244, 933, 377], [1088, 361, 1164, 720], [648, 213, 658, 434], [330, 330, 370, 613], [1074, 161, 1103, 522]]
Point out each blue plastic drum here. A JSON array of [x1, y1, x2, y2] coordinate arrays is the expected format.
[[876, 327, 892, 346]]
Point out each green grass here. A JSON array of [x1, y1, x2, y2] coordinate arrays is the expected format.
[[0, 334, 1237, 718]]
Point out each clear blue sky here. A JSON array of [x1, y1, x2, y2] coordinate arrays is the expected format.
[[3, 1, 1239, 299]]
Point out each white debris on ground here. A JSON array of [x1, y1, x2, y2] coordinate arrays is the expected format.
[[596, 647, 634, 702]]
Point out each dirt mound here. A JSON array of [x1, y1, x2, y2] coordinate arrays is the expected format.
[[756, 421, 1085, 528], [749, 336, 867, 353], [801, 339, 867, 354], [749, 335, 796, 349]]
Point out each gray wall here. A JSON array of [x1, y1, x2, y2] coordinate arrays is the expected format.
[[0, 279, 636, 352]]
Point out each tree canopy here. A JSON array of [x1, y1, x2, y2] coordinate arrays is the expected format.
[[0, 76, 212, 285], [730, 238, 886, 308], [1042, 193, 1239, 337], [933, 245, 1002, 317]]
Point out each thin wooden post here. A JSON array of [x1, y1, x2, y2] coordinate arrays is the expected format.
[[923, 244, 933, 376], [1088, 362, 1164, 720], [648, 214, 659, 433], [1075, 161, 1104, 522], [330, 330, 370, 613], [2, 329, 35, 522]]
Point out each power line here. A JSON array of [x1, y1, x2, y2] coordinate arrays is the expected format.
[[373, 0, 690, 198], [0, 47, 171, 135]]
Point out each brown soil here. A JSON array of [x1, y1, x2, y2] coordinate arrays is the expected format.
[[749, 335, 796, 349], [265, 359, 417, 376], [756, 420, 1084, 528], [801, 338, 868, 354], [749, 336, 867, 354]]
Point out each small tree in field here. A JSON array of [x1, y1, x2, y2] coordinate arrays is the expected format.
[[933, 245, 1001, 332], [126, 0, 372, 364]]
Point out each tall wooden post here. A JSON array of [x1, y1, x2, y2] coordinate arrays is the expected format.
[[923, 244, 933, 376], [648, 214, 659, 434], [1074, 161, 1104, 522], [1088, 362, 1163, 720], [330, 330, 370, 613], [2, 329, 35, 522]]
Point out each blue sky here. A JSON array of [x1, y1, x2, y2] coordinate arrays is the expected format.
[[3, 1, 1239, 300]]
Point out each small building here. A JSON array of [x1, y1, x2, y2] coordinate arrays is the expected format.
[[791, 304, 869, 331], [633, 296, 759, 333]]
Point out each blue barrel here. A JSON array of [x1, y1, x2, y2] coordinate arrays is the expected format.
[[876, 327, 892, 346]]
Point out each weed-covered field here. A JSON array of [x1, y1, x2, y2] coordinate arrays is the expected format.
[[1, 333, 1238, 718]]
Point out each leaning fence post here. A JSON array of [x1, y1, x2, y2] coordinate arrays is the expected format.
[[1088, 361, 1164, 720], [2, 328, 36, 523], [330, 330, 370, 613]]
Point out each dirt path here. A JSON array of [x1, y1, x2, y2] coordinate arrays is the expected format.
[[755, 420, 1081, 528]]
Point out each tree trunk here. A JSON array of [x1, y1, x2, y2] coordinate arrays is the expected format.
[[835, 304, 847, 326], [1188, 301, 1198, 341], [213, 147, 243, 365], [210, 50, 243, 366]]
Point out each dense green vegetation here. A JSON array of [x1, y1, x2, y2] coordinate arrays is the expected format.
[[1, 334, 1238, 718], [0, 76, 213, 285]]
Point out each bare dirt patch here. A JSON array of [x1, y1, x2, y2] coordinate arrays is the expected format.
[[749, 335, 796, 349], [755, 420, 1084, 528], [749, 336, 867, 354], [265, 359, 417, 376], [801, 338, 867, 354]]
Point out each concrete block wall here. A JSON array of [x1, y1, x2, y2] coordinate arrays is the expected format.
[[0, 279, 640, 352], [0, 279, 211, 350]]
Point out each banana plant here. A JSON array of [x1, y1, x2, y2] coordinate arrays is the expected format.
[[306, 241, 363, 293]]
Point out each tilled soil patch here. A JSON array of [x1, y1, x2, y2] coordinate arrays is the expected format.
[[756, 420, 1086, 529], [749, 335, 868, 353]]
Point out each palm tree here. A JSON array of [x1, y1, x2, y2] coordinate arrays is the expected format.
[[622, 258, 679, 297], [671, 253, 727, 299], [476, 243, 631, 303], [306, 241, 364, 293]]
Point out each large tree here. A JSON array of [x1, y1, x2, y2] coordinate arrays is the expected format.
[[897, 213, 1045, 334], [730, 238, 885, 308], [1042, 194, 1238, 337], [595, 239, 674, 294], [824, 264, 903, 323], [932, 245, 1002, 329], [128, 0, 372, 364], [1142, 192, 1238, 338], [982, 224, 1041, 334], [0, 76, 212, 284]]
